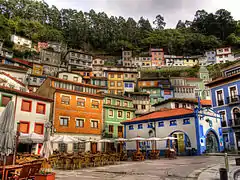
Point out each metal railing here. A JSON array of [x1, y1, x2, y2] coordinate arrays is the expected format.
[[227, 95, 240, 104]]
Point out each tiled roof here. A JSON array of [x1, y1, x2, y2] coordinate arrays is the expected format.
[[185, 77, 201, 81], [12, 58, 33, 67], [0, 72, 26, 87], [0, 64, 28, 71], [152, 98, 211, 107], [0, 86, 53, 102], [122, 108, 194, 123], [103, 93, 133, 101]]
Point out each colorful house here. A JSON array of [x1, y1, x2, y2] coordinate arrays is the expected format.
[[183, 57, 199, 66], [138, 77, 174, 105], [121, 107, 224, 155], [206, 62, 240, 151], [37, 77, 105, 153], [150, 48, 164, 67], [103, 94, 135, 140]]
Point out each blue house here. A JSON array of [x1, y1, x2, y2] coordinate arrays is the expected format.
[[206, 62, 240, 151], [205, 51, 216, 65]]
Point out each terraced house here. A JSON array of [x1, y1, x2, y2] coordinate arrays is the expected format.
[[103, 94, 135, 140]]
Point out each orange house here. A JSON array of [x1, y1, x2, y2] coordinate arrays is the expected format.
[[37, 77, 104, 153]]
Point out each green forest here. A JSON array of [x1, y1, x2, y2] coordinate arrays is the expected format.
[[0, 0, 240, 56]]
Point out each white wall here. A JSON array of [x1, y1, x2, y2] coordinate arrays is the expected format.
[[216, 54, 235, 63], [58, 72, 82, 83], [125, 116, 197, 151], [11, 35, 32, 48], [0, 72, 27, 91], [0, 70, 27, 84]]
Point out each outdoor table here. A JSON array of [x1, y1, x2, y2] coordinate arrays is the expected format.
[[0, 164, 23, 180]]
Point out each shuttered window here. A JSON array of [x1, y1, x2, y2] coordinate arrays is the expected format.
[[61, 95, 70, 105], [19, 121, 29, 133], [21, 100, 32, 112], [36, 103, 46, 114], [1, 95, 12, 106], [77, 98, 85, 107], [34, 123, 44, 134]]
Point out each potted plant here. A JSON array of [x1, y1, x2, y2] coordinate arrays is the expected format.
[[35, 160, 55, 180]]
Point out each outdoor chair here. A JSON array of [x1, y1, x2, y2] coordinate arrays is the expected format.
[[9, 164, 32, 180], [28, 163, 42, 179], [64, 158, 72, 170]]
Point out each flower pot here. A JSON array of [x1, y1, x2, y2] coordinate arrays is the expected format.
[[35, 172, 55, 180]]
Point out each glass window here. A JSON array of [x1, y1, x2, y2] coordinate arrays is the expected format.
[[63, 75, 68, 80], [110, 81, 115, 87], [109, 125, 114, 133], [109, 109, 113, 117], [36, 103, 46, 114], [175, 103, 179, 108], [34, 123, 44, 134], [77, 98, 85, 107], [127, 112, 131, 119], [117, 74, 121, 78], [170, 120, 177, 126], [142, 105, 146, 109], [91, 120, 98, 128], [129, 125, 134, 130], [21, 100, 32, 112], [116, 100, 121, 106], [138, 124, 143, 129], [106, 99, 111, 105], [91, 100, 99, 109], [19, 121, 30, 133], [124, 101, 128, 107], [117, 82, 122, 87], [1, 95, 12, 106], [61, 95, 70, 105], [76, 118, 84, 127], [216, 90, 224, 106], [60, 117, 69, 126], [183, 119, 190, 125], [118, 111, 123, 118], [73, 77, 78, 82], [110, 74, 114, 78], [148, 122, 153, 128], [219, 111, 227, 127], [158, 121, 164, 127]]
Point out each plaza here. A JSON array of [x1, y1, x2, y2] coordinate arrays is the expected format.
[[54, 156, 238, 180]]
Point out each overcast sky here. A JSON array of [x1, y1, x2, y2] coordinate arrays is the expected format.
[[45, 0, 240, 28]]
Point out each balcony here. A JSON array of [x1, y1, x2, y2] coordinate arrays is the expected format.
[[227, 95, 240, 105], [228, 119, 240, 127], [217, 100, 224, 106]]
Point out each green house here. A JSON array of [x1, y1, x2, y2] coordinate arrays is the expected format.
[[103, 94, 135, 138]]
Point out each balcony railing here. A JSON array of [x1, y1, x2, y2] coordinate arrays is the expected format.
[[227, 95, 240, 104], [228, 119, 240, 127], [217, 100, 224, 106]]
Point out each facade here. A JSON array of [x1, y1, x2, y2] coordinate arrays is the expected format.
[[183, 57, 199, 66], [206, 62, 240, 151], [11, 35, 32, 49], [92, 58, 105, 77], [150, 48, 164, 67], [37, 77, 105, 153], [0, 72, 27, 91], [126, 92, 152, 116], [0, 48, 13, 58], [91, 77, 108, 93], [138, 78, 174, 105], [164, 55, 184, 67], [122, 51, 133, 67], [0, 86, 52, 154], [153, 98, 211, 110], [58, 72, 83, 83], [103, 94, 135, 140], [205, 51, 216, 65], [122, 107, 224, 155], [216, 47, 234, 64], [66, 50, 93, 70], [27, 75, 46, 93]]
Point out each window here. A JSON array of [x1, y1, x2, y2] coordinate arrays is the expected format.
[[116, 100, 121, 106], [148, 122, 153, 128], [73, 77, 78, 82], [63, 75, 68, 80], [118, 111, 123, 118], [117, 82, 122, 87], [158, 121, 164, 127], [109, 109, 113, 117], [224, 48, 229, 52], [183, 119, 190, 125], [224, 54, 228, 58], [124, 101, 128, 107], [106, 99, 111, 105], [138, 124, 143, 129], [76, 118, 84, 128], [91, 100, 99, 109], [60, 117, 69, 126], [117, 74, 121, 78], [219, 55, 223, 58], [129, 125, 134, 130], [109, 125, 114, 133], [219, 111, 227, 127], [229, 86, 237, 102], [134, 104, 138, 109], [142, 105, 146, 110], [77, 98, 85, 107], [33, 77, 37, 82], [175, 103, 179, 108], [1, 95, 12, 106], [36, 103, 46, 114], [19, 121, 30, 133], [21, 100, 32, 112], [170, 120, 177, 126], [110, 74, 114, 78], [164, 90, 171, 95], [110, 81, 115, 87], [183, 104, 186, 108], [59, 143, 67, 153], [216, 90, 224, 106], [91, 120, 98, 128], [127, 112, 131, 119], [125, 74, 128, 78], [110, 90, 115, 94], [61, 95, 70, 105], [34, 123, 44, 134]]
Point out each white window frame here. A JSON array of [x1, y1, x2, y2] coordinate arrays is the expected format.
[[117, 110, 123, 119], [59, 116, 70, 126], [91, 99, 100, 109], [60, 94, 71, 105], [218, 110, 227, 127], [75, 118, 85, 128], [215, 89, 224, 106], [126, 111, 131, 119], [76, 96, 86, 107], [108, 109, 114, 118], [90, 119, 99, 128], [228, 85, 238, 99]]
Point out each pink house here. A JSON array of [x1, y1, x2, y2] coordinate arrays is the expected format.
[[150, 48, 164, 67]]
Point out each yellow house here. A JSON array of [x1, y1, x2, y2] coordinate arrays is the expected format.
[[183, 58, 198, 66], [32, 63, 43, 76], [108, 72, 124, 95]]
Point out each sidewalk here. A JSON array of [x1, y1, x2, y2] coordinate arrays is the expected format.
[[195, 160, 240, 180]]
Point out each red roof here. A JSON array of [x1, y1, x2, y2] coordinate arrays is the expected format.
[[200, 99, 212, 106], [122, 108, 194, 123], [0, 86, 53, 102], [0, 64, 28, 71], [12, 58, 33, 67], [185, 77, 201, 81], [0, 72, 26, 87]]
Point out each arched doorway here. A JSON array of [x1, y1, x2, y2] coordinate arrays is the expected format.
[[206, 131, 219, 153], [169, 131, 191, 154], [233, 108, 240, 126]]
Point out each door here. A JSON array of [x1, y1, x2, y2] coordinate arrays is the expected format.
[[91, 142, 97, 154], [118, 126, 123, 138], [206, 131, 218, 153], [177, 133, 185, 153]]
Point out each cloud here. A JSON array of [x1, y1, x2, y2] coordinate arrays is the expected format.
[[45, 0, 240, 28]]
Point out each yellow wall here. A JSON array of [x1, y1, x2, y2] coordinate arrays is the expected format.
[[32, 64, 43, 76]]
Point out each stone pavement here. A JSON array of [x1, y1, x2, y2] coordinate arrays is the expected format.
[[54, 156, 233, 180]]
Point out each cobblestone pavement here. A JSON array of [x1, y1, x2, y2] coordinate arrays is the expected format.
[[54, 156, 236, 180]]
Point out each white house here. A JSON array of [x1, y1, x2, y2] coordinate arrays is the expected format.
[[216, 47, 235, 64], [58, 71, 83, 83], [11, 35, 32, 49], [0, 86, 53, 154], [121, 107, 224, 155]]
